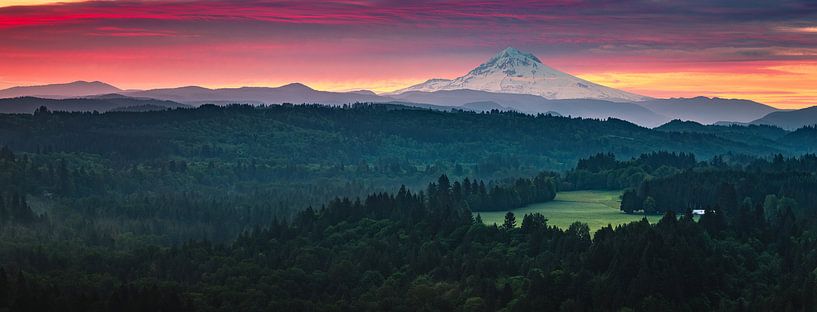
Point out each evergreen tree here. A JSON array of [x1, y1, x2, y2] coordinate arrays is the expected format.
[[502, 212, 516, 230]]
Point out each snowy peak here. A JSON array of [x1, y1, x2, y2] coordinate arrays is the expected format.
[[488, 47, 542, 66], [392, 47, 650, 102], [462, 50, 545, 81]]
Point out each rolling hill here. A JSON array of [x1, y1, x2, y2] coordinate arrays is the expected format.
[[0, 81, 121, 98], [0, 96, 189, 114], [637, 97, 778, 124], [751, 106, 817, 130]]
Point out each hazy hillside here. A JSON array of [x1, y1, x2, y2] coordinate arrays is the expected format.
[[638, 97, 778, 124], [0, 96, 189, 114], [393, 89, 669, 127], [751, 106, 817, 130], [124, 83, 392, 105], [781, 126, 817, 152], [0, 81, 121, 98]]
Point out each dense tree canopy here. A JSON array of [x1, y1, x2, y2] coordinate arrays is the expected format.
[[0, 106, 815, 311]]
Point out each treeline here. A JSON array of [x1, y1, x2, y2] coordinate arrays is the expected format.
[[437, 173, 558, 212], [563, 151, 698, 190], [620, 154, 817, 215]]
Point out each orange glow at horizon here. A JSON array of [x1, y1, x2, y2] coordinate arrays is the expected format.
[[0, 68, 815, 109], [577, 63, 817, 109]]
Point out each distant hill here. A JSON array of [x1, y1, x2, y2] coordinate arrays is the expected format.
[[126, 83, 664, 127], [638, 97, 778, 124], [751, 106, 817, 130], [655, 119, 789, 147], [0, 79, 791, 131], [392, 89, 668, 127], [713, 121, 751, 126], [0, 96, 189, 114], [0, 81, 121, 98], [124, 83, 392, 106], [781, 126, 817, 152], [460, 101, 506, 112], [0, 104, 789, 172], [109, 104, 183, 112]]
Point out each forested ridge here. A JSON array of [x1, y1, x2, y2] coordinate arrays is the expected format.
[[1, 103, 804, 237], [0, 105, 816, 311], [0, 103, 809, 217]]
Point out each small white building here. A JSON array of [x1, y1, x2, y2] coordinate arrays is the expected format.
[[692, 209, 706, 215]]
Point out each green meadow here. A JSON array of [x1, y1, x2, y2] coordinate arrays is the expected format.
[[477, 190, 662, 232]]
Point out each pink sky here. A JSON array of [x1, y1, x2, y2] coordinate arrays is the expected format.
[[1, 0, 816, 108]]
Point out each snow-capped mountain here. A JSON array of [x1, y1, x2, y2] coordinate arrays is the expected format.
[[391, 47, 650, 102]]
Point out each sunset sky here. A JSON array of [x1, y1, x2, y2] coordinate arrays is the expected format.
[[1, 0, 816, 108]]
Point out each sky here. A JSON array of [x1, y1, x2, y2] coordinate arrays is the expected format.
[[0, 0, 816, 108]]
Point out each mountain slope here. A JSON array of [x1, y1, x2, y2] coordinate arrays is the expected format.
[[638, 97, 778, 124], [751, 106, 817, 130], [392, 89, 668, 127], [0, 81, 121, 98], [391, 47, 649, 102], [390, 78, 453, 94], [125, 83, 392, 105]]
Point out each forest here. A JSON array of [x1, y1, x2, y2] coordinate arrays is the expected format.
[[0, 104, 816, 311]]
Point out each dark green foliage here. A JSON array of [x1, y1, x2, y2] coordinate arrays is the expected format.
[[565, 151, 697, 190], [782, 126, 817, 152], [0, 169, 811, 311], [502, 211, 516, 229], [620, 154, 817, 215], [461, 173, 558, 212], [0, 106, 816, 310], [656, 119, 791, 146]]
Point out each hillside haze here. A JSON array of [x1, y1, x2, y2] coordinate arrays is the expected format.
[[123, 83, 393, 106], [392, 89, 670, 127], [751, 106, 817, 130], [639, 97, 779, 124], [0, 81, 120, 98]]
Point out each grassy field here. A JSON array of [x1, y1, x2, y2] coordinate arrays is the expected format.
[[477, 190, 662, 232]]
